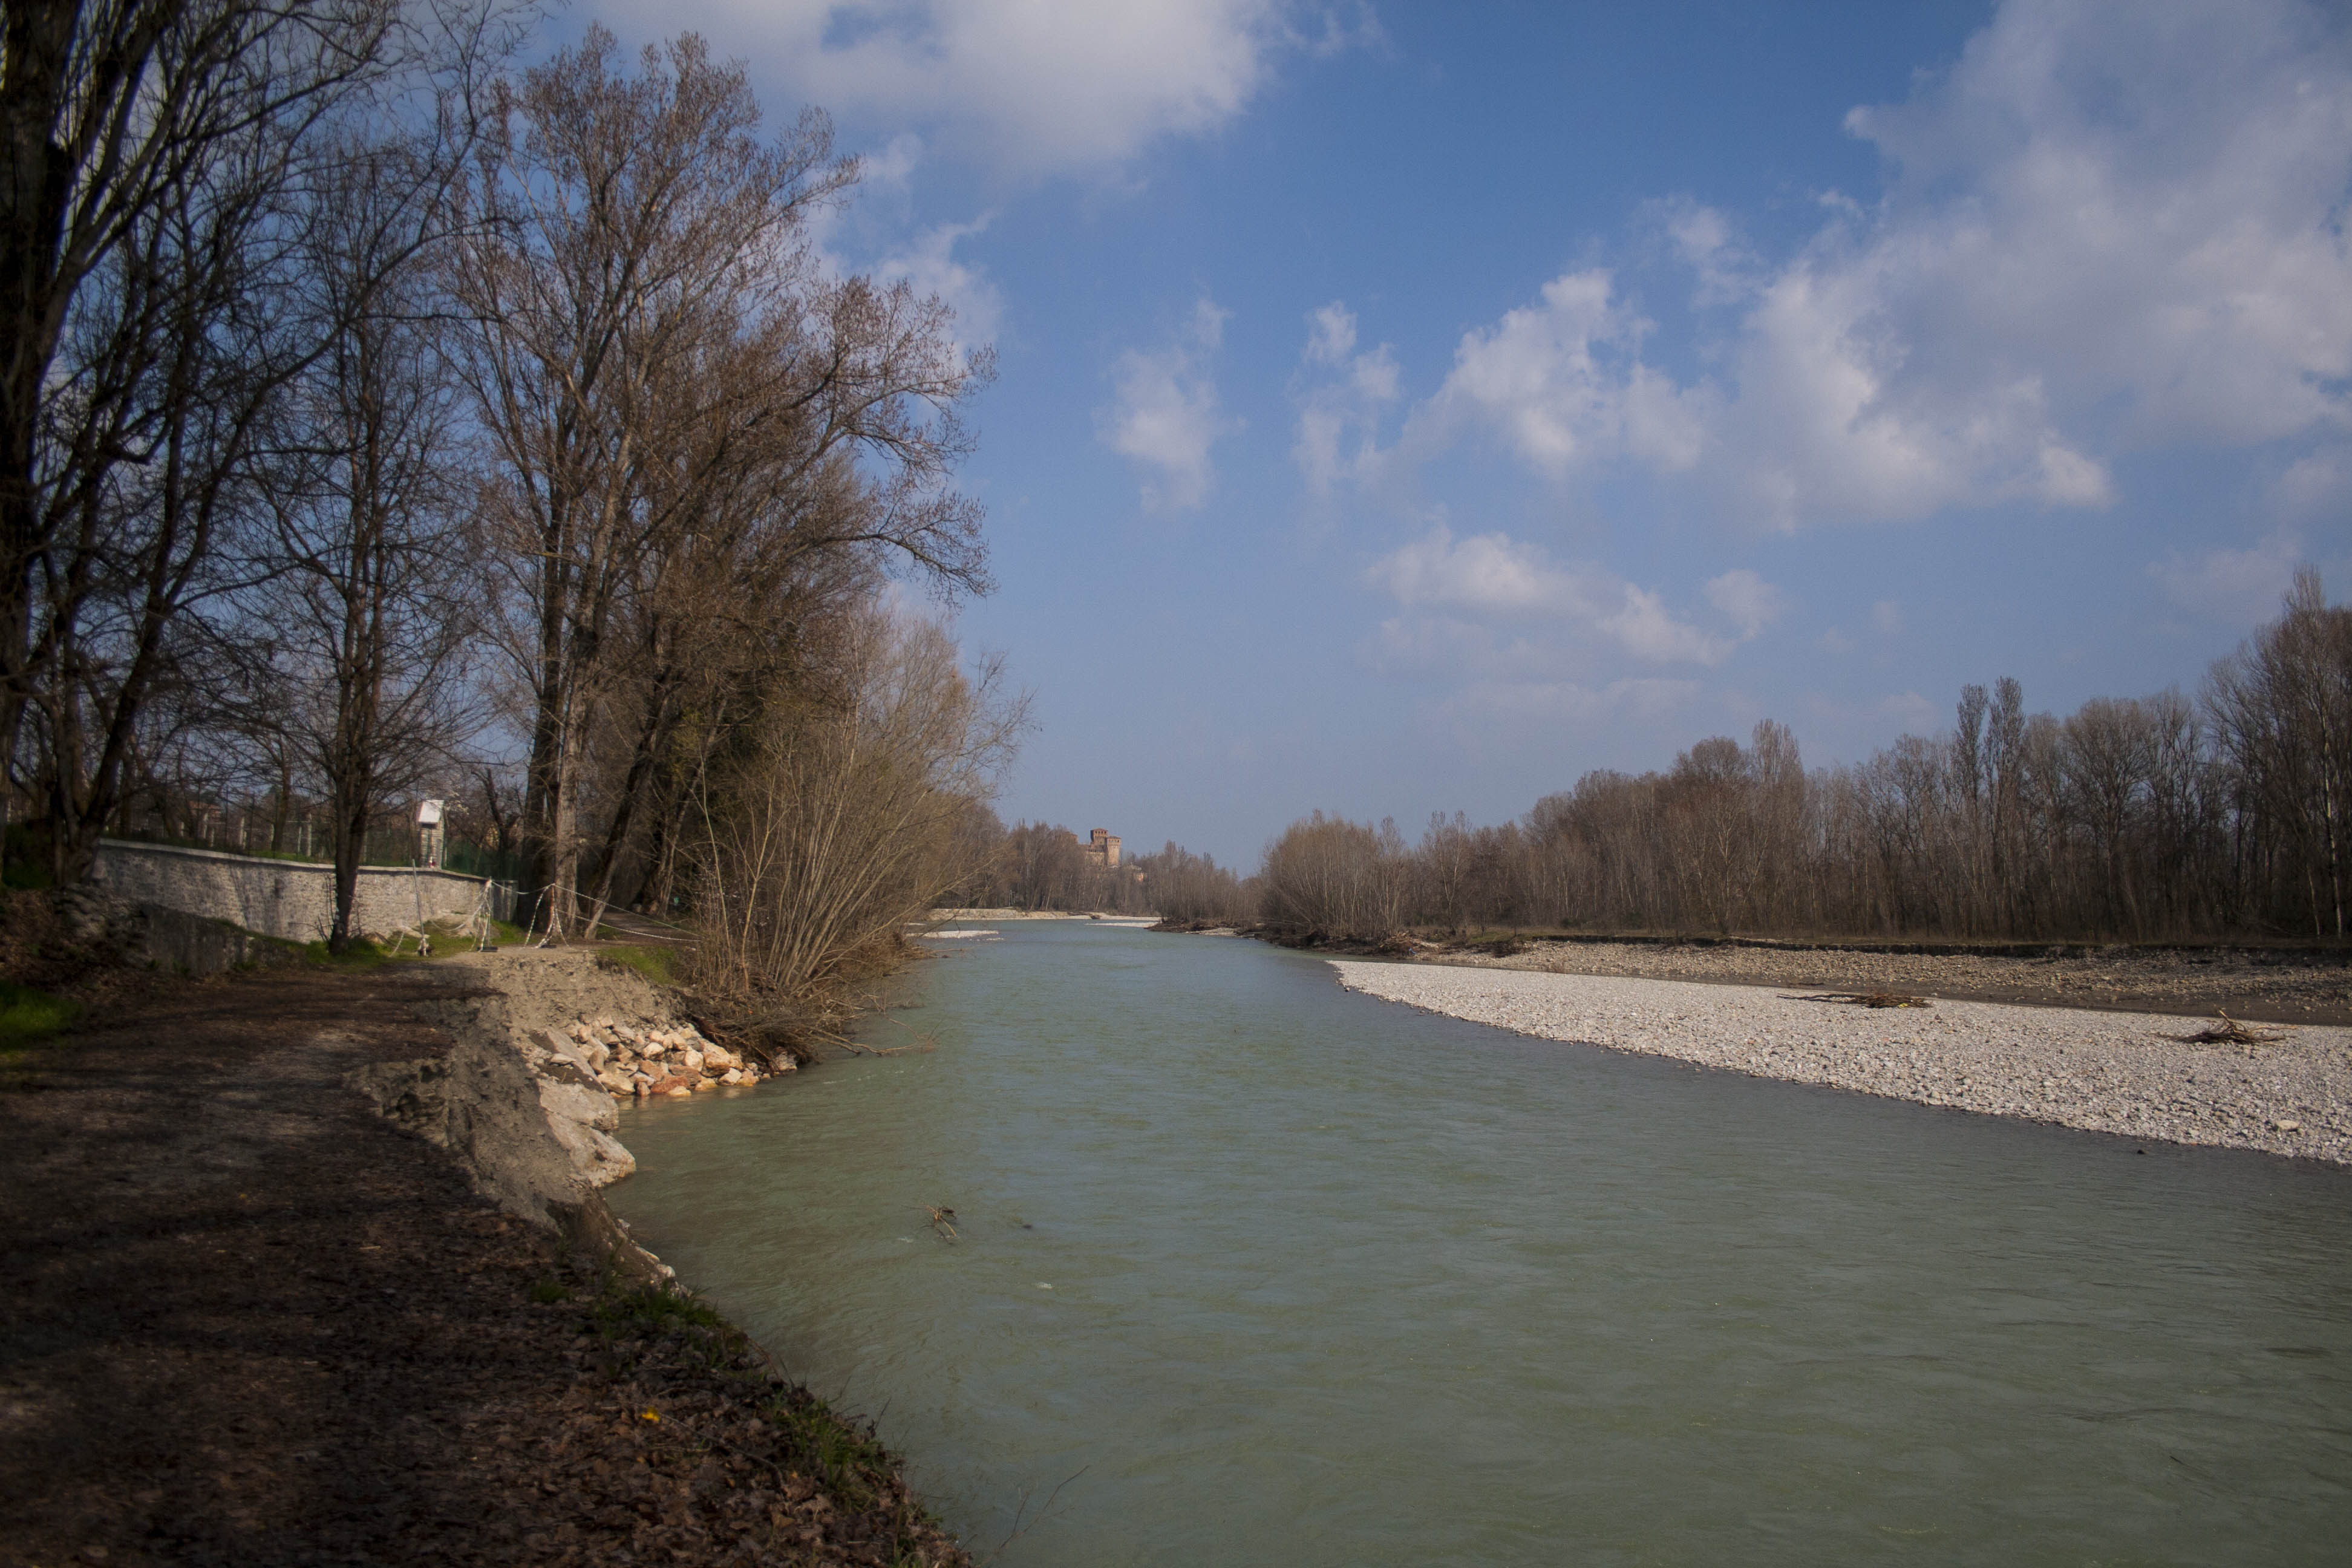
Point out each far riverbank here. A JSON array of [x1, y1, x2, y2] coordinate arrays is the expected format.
[[1432, 933, 2352, 1027], [1158, 921, 2352, 1026], [1331, 959, 2352, 1167]]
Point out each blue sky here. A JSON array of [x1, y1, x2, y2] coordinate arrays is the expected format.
[[591, 0, 2351, 867]]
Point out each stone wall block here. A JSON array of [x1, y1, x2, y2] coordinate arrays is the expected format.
[[88, 839, 502, 942]]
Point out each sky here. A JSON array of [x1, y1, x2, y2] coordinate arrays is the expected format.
[[582, 0, 2352, 868]]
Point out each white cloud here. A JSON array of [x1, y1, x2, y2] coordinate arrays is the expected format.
[[1870, 599, 1904, 636], [2274, 445, 2352, 515], [1347, 0, 2352, 529], [2147, 529, 2308, 623], [601, 0, 1368, 174], [1702, 568, 1788, 638], [1366, 526, 1774, 667], [1728, 0, 2352, 522], [871, 215, 1003, 363], [799, 136, 1001, 367], [1103, 299, 1233, 510], [1607, 584, 1728, 664], [858, 132, 924, 195], [1842, 0, 2352, 443], [1304, 301, 1356, 365], [1293, 301, 1400, 495], [1369, 527, 1581, 618], [1653, 197, 1757, 308], [1408, 269, 1710, 475]]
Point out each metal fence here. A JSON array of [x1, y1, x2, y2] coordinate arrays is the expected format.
[[108, 803, 517, 878]]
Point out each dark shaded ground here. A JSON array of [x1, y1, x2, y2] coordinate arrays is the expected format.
[[0, 955, 965, 1567]]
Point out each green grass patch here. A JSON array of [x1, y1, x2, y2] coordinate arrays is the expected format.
[[297, 933, 394, 969], [479, 916, 528, 947], [0, 982, 81, 1047], [598, 942, 682, 987], [763, 1388, 904, 1511], [593, 1279, 724, 1338]]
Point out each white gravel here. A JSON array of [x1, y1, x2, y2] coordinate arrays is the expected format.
[[1330, 959, 2352, 1167]]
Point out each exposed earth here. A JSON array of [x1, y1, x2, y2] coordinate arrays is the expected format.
[[0, 916, 965, 1568]]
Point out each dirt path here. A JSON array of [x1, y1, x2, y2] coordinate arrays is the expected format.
[[0, 962, 962, 1567]]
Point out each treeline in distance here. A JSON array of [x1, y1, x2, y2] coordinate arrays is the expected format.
[[1086, 573, 2351, 944]]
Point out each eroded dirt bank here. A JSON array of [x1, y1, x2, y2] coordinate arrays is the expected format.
[[0, 950, 965, 1568]]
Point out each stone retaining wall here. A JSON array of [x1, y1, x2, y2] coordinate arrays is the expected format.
[[89, 838, 510, 942]]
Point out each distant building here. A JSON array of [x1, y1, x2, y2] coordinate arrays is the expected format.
[[1082, 828, 1122, 871]]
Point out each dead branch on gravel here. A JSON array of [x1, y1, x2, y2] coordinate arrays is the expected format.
[[1792, 991, 1935, 1008], [2171, 1012, 2287, 1046]]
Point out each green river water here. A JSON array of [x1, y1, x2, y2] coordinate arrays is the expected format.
[[604, 921, 2352, 1565]]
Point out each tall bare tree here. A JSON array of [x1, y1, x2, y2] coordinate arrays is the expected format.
[[2210, 569, 2352, 937], [449, 27, 988, 935], [0, 0, 509, 883], [238, 120, 482, 946]]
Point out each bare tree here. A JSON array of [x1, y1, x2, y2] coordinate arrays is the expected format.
[[449, 27, 989, 934], [0, 0, 514, 883], [2209, 569, 2352, 936], [686, 612, 1023, 1008], [238, 122, 481, 946]]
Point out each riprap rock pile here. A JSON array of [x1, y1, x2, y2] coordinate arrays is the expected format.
[[547, 1015, 793, 1103]]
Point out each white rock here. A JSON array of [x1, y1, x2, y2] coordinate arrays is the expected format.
[[547, 1116, 636, 1186], [679, 1048, 703, 1074], [533, 1027, 597, 1074], [538, 1077, 619, 1133]]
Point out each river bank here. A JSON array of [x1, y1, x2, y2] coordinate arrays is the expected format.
[[0, 898, 967, 1567], [1331, 959, 2352, 1167], [1432, 932, 2352, 1025]]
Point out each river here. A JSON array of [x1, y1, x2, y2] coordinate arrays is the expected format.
[[604, 920, 2352, 1564]]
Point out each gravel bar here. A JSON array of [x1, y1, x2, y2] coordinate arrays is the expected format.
[[1330, 960, 2352, 1167]]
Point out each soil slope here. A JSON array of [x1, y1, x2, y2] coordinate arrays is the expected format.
[[0, 959, 963, 1568]]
